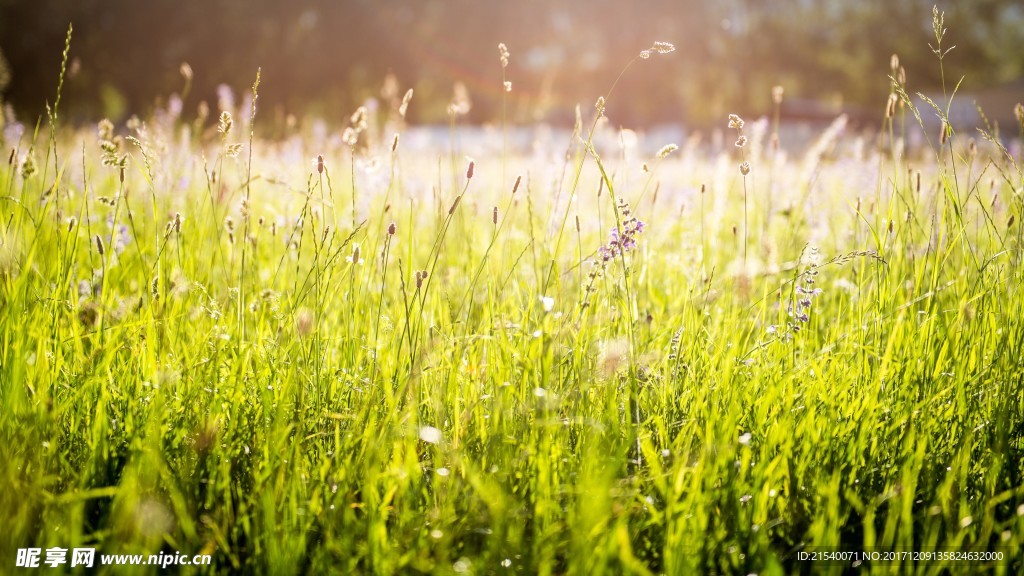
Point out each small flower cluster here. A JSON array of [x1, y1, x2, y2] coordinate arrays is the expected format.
[[767, 247, 823, 339], [729, 114, 751, 175], [597, 199, 645, 263], [583, 198, 645, 308], [788, 272, 822, 326]]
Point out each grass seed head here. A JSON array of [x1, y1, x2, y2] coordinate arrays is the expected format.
[[399, 89, 414, 117], [218, 111, 233, 136], [498, 43, 510, 68], [651, 41, 675, 54], [657, 144, 679, 159], [772, 85, 784, 105], [19, 149, 37, 179]]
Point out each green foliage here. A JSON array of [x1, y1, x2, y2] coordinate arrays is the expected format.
[[1, 7, 1024, 575]]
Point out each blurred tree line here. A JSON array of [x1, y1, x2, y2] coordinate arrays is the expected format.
[[0, 0, 1022, 128]]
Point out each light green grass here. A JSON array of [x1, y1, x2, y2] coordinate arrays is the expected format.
[[1, 17, 1023, 576]]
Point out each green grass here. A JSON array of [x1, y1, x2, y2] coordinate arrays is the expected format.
[[1, 21, 1024, 576]]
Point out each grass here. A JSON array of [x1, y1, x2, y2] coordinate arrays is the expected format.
[[1, 15, 1024, 576]]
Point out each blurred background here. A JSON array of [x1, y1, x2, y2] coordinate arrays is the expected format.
[[1, 0, 1022, 130]]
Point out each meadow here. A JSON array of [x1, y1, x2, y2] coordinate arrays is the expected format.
[[1, 10, 1023, 575]]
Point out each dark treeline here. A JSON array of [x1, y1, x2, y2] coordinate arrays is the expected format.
[[1, 0, 1022, 128]]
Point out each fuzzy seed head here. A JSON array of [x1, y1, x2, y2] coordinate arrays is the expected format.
[[728, 114, 744, 129], [218, 111, 233, 136], [98, 118, 114, 142], [466, 160, 475, 180], [772, 85, 784, 105], [317, 154, 324, 174], [890, 53, 899, 73], [504, 80, 512, 93], [387, 222, 396, 236], [180, 62, 193, 81], [651, 41, 675, 54], [19, 150, 37, 179], [94, 234, 105, 256], [739, 161, 751, 176], [512, 175, 522, 194], [734, 136, 747, 148], [657, 144, 679, 159], [492, 206, 498, 225], [400, 89, 414, 117], [498, 43, 510, 68]]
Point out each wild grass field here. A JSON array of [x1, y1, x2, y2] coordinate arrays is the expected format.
[[2, 8, 1023, 575]]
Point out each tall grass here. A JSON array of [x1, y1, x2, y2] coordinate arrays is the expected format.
[[1, 9, 1023, 575]]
